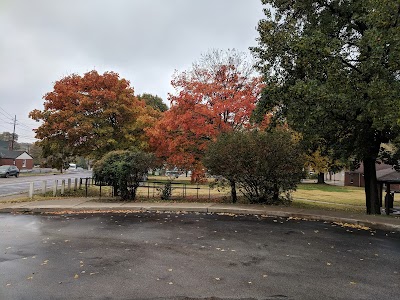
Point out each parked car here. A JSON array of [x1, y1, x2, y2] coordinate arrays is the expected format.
[[0, 165, 20, 178]]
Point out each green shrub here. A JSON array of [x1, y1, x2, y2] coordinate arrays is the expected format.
[[158, 181, 173, 200], [204, 129, 305, 205], [93, 149, 155, 201]]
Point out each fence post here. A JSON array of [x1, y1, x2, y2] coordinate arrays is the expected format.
[[61, 180, 65, 195], [78, 178, 82, 190], [99, 183, 102, 198], [53, 180, 58, 196], [67, 178, 71, 191], [28, 182, 34, 199], [42, 180, 47, 196], [74, 178, 78, 191], [85, 178, 88, 197]]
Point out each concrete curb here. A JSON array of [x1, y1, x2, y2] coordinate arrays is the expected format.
[[2, 205, 399, 233]]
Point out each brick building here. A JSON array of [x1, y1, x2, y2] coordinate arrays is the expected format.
[[344, 163, 400, 190], [0, 144, 34, 170]]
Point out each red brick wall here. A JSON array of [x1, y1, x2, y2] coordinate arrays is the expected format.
[[385, 183, 400, 191], [25, 159, 33, 169], [0, 158, 33, 170], [344, 172, 365, 187], [14, 159, 33, 170], [0, 158, 15, 166], [345, 171, 400, 191]]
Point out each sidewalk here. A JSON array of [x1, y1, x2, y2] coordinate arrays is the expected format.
[[1, 197, 399, 232]]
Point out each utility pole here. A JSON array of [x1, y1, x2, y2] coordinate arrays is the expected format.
[[11, 115, 16, 150]]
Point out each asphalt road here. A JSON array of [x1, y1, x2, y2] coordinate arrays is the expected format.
[[0, 212, 399, 300], [0, 171, 91, 196]]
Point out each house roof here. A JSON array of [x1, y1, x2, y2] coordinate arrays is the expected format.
[[377, 168, 400, 183], [346, 162, 400, 183], [0, 149, 32, 159], [349, 162, 393, 174]]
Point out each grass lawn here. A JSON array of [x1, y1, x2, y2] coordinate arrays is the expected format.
[[8, 177, 398, 214], [292, 183, 367, 212], [294, 183, 365, 204]]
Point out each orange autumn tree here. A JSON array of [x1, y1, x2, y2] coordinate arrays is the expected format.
[[30, 71, 159, 170], [147, 49, 265, 182]]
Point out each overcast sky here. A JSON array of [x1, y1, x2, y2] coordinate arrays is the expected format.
[[0, 0, 266, 143]]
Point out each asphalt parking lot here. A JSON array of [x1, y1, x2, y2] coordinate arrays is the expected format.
[[0, 212, 399, 300]]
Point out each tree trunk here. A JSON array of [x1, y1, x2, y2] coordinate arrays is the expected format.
[[317, 172, 325, 184], [363, 158, 381, 214], [131, 186, 137, 201], [229, 179, 237, 204], [113, 185, 119, 197], [272, 183, 279, 203]]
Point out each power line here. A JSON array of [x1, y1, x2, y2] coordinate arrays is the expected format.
[[16, 122, 35, 131], [0, 107, 38, 144], [16, 117, 40, 125], [17, 118, 43, 126], [15, 116, 39, 122], [11, 115, 16, 150], [0, 106, 39, 131], [0, 105, 14, 119], [17, 121, 41, 128], [16, 117, 40, 133], [17, 135, 37, 141], [0, 126, 35, 136], [0, 118, 38, 136], [0, 124, 13, 131], [15, 126, 34, 133], [0, 110, 13, 122], [17, 134, 37, 138], [0, 117, 13, 124]]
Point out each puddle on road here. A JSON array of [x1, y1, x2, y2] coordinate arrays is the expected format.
[[0, 214, 43, 234]]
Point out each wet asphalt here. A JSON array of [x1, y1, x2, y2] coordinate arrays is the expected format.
[[0, 212, 399, 300]]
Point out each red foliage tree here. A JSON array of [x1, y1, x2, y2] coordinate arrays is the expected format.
[[30, 71, 159, 165], [147, 50, 265, 182]]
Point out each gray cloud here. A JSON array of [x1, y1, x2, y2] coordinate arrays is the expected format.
[[0, 0, 265, 142]]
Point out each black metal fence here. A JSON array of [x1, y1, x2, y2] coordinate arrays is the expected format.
[[80, 177, 214, 200]]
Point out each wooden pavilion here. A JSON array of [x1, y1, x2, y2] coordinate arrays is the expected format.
[[377, 168, 400, 215]]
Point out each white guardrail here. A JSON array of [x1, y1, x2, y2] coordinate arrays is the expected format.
[[27, 178, 82, 199]]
